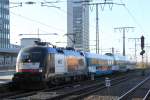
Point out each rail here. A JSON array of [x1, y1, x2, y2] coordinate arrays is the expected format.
[[5, 80, 94, 99], [42, 75, 133, 100], [143, 89, 150, 100], [1, 70, 140, 99], [118, 75, 150, 100]]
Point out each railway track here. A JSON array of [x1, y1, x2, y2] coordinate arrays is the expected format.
[[56, 75, 134, 100], [143, 89, 150, 100], [10, 71, 138, 100], [0, 82, 10, 93], [118, 75, 150, 100], [83, 69, 150, 100], [2, 79, 98, 99], [0, 69, 146, 100], [0, 90, 28, 99]]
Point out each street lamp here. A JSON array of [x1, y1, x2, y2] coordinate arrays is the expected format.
[[19, 33, 58, 41], [55, 42, 67, 44], [10, 2, 22, 8], [41, 2, 61, 9], [25, 1, 36, 5], [10, 1, 60, 8], [19, 33, 58, 36], [39, 0, 62, 9], [10, 1, 36, 8]]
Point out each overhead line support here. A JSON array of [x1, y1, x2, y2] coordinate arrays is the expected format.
[[81, 0, 125, 54], [114, 27, 135, 56], [128, 37, 140, 62]]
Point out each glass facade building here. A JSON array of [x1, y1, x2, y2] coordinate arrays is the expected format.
[[0, 0, 10, 48], [67, 0, 89, 51]]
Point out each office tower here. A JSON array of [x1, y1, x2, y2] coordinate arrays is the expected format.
[[0, 0, 10, 48], [67, 0, 89, 51]]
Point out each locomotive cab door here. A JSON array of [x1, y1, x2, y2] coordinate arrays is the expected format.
[[45, 53, 55, 78]]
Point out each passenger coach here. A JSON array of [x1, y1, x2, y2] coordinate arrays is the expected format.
[[85, 52, 114, 75]]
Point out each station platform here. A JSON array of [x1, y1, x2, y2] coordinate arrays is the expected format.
[[0, 69, 15, 84]]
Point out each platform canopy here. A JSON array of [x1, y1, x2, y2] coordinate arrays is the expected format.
[[0, 48, 20, 55]]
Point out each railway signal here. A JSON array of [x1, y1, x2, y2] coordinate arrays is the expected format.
[[141, 35, 145, 50], [140, 35, 145, 55], [140, 35, 145, 76], [140, 50, 145, 55]]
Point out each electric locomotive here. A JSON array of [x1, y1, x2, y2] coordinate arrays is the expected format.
[[12, 42, 87, 89]]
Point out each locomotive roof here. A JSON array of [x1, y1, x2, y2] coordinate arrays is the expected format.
[[47, 46, 84, 56], [22, 46, 133, 61], [22, 46, 84, 56]]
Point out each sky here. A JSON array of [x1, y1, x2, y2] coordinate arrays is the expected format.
[[9, 0, 150, 61]]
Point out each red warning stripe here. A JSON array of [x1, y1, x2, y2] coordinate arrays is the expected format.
[[18, 69, 39, 72]]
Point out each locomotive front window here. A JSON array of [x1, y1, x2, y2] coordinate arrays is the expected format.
[[20, 52, 41, 63], [17, 47, 48, 68]]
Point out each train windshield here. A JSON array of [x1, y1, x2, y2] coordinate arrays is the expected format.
[[20, 52, 41, 63], [17, 47, 47, 67]]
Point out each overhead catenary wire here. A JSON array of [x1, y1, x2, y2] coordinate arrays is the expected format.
[[9, 1, 89, 47], [120, 0, 145, 33], [47, 0, 96, 33], [42, 0, 96, 48], [10, 0, 145, 36], [10, 11, 65, 32], [10, 1, 66, 33], [10, 0, 96, 36]]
